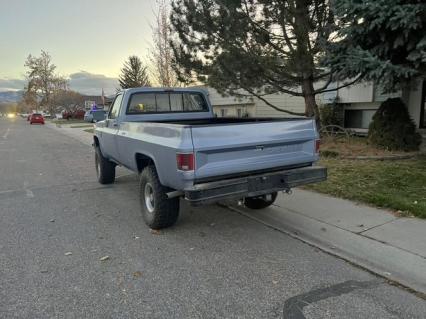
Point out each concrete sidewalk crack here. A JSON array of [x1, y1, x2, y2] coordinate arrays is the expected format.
[[356, 218, 399, 235]]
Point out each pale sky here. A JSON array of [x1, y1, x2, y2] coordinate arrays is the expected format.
[[0, 0, 159, 95]]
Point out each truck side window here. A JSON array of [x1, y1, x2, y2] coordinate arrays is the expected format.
[[109, 94, 123, 119]]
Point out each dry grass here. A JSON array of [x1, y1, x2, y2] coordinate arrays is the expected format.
[[305, 156, 426, 218], [320, 136, 418, 158]]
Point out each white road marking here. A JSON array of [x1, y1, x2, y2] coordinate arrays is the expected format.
[[0, 189, 15, 194], [23, 181, 34, 198], [2, 128, 10, 139]]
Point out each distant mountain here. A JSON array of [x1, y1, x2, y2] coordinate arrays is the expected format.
[[0, 90, 23, 103]]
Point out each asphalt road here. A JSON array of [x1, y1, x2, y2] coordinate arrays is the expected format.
[[1, 117, 425, 319]]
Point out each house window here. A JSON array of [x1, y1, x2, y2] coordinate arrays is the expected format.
[[344, 109, 376, 129], [237, 108, 242, 117], [220, 109, 227, 117]]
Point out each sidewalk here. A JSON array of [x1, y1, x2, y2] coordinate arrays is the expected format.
[[46, 122, 93, 146], [227, 189, 426, 294]]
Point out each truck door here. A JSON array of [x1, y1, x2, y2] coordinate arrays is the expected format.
[[101, 94, 123, 161]]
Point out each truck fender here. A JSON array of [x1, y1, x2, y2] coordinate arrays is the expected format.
[[135, 153, 165, 184]]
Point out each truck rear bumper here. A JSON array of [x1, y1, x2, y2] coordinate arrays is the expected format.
[[184, 166, 327, 206]]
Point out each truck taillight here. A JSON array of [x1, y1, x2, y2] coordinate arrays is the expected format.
[[176, 153, 195, 171], [315, 139, 320, 154]]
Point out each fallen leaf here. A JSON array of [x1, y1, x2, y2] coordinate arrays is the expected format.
[[133, 271, 142, 278], [40, 269, 48, 273], [272, 280, 279, 285], [150, 229, 161, 235], [65, 252, 72, 256], [100, 256, 110, 261], [50, 219, 55, 223]]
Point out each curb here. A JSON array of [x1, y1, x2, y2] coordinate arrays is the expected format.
[[341, 154, 419, 160]]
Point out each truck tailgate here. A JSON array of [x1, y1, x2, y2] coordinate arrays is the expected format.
[[191, 119, 318, 181]]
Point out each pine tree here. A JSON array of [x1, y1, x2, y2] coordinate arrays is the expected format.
[[118, 56, 151, 89], [170, 0, 360, 125], [325, 0, 425, 92]]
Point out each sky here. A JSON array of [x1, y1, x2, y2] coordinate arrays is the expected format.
[[0, 0, 159, 95]]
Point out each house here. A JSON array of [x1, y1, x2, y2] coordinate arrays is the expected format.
[[323, 79, 425, 133], [199, 86, 306, 119], [82, 95, 114, 110], [201, 78, 426, 132]]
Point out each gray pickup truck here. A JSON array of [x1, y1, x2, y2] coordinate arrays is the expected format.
[[94, 88, 326, 229]]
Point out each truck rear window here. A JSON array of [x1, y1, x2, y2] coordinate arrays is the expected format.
[[127, 92, 209, 114]]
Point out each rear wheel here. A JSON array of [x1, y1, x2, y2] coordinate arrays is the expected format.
[[139, 165, 179, 229], [95, 146, 115, 184], [244, 192, 277, 209]]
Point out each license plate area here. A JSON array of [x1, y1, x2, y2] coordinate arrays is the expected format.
[[248, 174, 289, 192]]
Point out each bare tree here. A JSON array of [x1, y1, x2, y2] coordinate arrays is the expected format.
[[21, 78, 38, 111], [24, 50, 67, 113], [53, 89, 85, 113], [150, 0, 180, 87]]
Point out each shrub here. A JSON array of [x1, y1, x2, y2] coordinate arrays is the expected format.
[[319, 102, 344, 128], [368, 98, 421, 151], [320, 150, 340, 158]]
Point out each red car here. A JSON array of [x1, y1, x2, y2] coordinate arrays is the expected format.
[[30, 113, 45, 125]]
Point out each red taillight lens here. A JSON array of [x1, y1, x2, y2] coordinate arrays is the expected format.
[[315, 139, 320, 154], [176, 153, 195, 171]]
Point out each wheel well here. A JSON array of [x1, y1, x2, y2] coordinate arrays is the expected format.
[[93, 136, 100, 147], [135, 153, 154, 173]]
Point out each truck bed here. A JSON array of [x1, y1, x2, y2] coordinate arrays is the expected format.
[[144, 117, 305, 126]]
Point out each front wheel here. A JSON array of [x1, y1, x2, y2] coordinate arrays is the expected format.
[[95, 146, 116, 184], [244, 192, 277, 209], [139, 165, 179, 229]]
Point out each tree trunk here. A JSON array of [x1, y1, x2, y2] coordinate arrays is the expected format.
[[302, 78, 321, 131]]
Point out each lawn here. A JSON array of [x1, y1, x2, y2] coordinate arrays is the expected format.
[[84, 128, 94, 134], [70, 124, 93, 128], [320, 135, 418, 157], [305, 156, 426, 218], [52, 119, 87, 125]]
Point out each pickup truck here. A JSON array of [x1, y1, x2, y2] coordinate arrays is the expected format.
[[94, 88, 326, 229]]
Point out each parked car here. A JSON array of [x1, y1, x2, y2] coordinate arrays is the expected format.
[[84, 110, 107, 123], [29, 113, 45, 125], [73, 109, 86, 120], [94, 88, 326, 229], [42, 112, 51, 118], [62, 109, 85, 120]]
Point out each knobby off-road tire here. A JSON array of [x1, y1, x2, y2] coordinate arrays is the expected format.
[[244, 192, 278, 209], [95, 146, 116, 184], [139, 165, 179, 229]]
